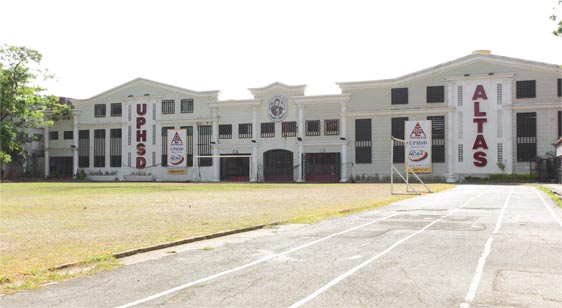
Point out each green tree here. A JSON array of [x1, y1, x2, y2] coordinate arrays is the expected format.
[[0, 45, 69, 175], [551, 0, 562, 36]]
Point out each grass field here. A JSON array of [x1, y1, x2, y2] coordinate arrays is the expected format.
[[0, 182, 453, 292]]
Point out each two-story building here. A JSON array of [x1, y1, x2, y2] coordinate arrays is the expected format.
[[41, 50, 562, 182]]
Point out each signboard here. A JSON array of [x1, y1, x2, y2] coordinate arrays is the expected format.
[[405, 120, 432, 173], [167, 129, 187, 175]]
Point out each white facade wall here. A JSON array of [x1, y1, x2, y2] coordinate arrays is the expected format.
[[43, 53, 562, 182]]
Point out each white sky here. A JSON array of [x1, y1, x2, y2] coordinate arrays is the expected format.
[[1, 0, 561, 100]]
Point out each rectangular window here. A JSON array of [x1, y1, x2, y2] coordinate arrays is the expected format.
[[457, 86, 463, 106], [261, 122, 275, 138], [497, 143, 503, 163], [48, 131, 59, 140], [282, 121, 297, 137], [239, 123, 252, 139], [219, 124, 232, 139], [427, 116, 445, 163], [161, 99, 175, 114], [427, 86, 445, 103], [63, 131, 73, 140], [127, 126, 132, 146], [181, 126, 194, 167], [558, 78, 562, 97], [128, 105, 132, 121], [152, 152, 156, 167], [94, 129, 106, 168], [181, 99, 194, 113], [110, 103, 122, 117], [161, 127, 173, 166], [497, 84, 503, 104], [78, 130, 90, 168], [198, 125, 212, 166], [516, 80, 536, 99], [305, 120, 321, 136], [152, 104, 156, 120], [324, 119, 339, 136], [458, 111, 463, 139], [516, 112, 537, 161], [152, 124, 156, 145], [391, 117, 408, 163], [127, 152, 131, 167], [458, 144, 463, 163], [110, 129, 122, 167], [94, 104, 106, 118], [497, 110, 503, 138], [558, 111, 562, 138], [355, 119, 372, 164], [391, 88, 408, 105]]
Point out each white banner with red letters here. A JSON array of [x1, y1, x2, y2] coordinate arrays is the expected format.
[[167, 129, 187, 175], [405, 120, 432, 173]]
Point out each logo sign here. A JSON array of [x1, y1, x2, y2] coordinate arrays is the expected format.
[[267, 94, 287, 121], [135, 103, 148, 169], [167, 129, 187, 175], [405, 120, 432, 173], [471, 85, 488, 167]]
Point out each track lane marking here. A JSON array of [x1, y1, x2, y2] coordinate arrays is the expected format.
[[114, 212, 401, 308], [288, 188, 492, 308], [459, 186, 514, 308], [534, 188, 562, 229]]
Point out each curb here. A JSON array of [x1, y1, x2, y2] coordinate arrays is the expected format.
[[49, 221, 286, 272]]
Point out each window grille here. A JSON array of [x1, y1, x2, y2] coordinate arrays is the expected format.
[[391, 88, 408, 105], [427, 86, 445, 103], [516, 80, 536, 99], [110, 129, 122, 167], [162, 100, 175, 114], [49, 131, 58, 140], [427, 116, 445, 163], [516, 112, 536, 161], [78, 130, 90, 168], [198, 125, 212, 166], [355, 119, 372, 163], [458, 144, 463, 163], [305, 120, 320, 136], [64, 131, 73, 140], [239, 123, 252, 139], [391, 117, 408, 163], [497, 143, 503, 163], [261, 122, 275, 138], [181, 99, 194, 113], [161, 127, 173, 166], [497, 84, 502, 104], [282, 121, 297, 137], [94, 104, 106, 118], [94, 129, 106, 168], [324, 119, 339, 136], [219, 124, 232, 139], [457, 86, 463, 106], [111, 103, 122, 117]]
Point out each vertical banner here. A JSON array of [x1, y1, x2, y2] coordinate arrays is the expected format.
[[167, 129, 187, 175], [405, 120, 432, 173]]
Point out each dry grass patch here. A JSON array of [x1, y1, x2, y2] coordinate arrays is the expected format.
[[0, 182, 452, 292]]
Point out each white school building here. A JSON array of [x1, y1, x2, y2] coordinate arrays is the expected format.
[[39, 51, 562, 182]]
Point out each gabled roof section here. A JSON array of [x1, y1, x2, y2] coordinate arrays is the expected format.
[[337, 51, 562, 90], [75, 77, 220, 101], [248, 82, 307, 98]]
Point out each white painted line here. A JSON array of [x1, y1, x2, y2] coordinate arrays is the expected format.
[[288, 189, 492, 308], [459, 186, 514, 308], [114, 212, 400, 308], [534, 188, 562, 229]]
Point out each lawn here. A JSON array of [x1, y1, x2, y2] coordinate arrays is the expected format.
[[0, 182, 453, 292]]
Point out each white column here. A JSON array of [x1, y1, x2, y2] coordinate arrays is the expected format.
[[340, 102, 348, 182], [72, 112, 79, 178], [251, 107, 258, 182], [193, 124, 199, 181], [446, 82, 456, 183], [44, 126, 50, 178], [297, 105, 305, 182], [503, 80, 514, 174], [212, 108, 220, 182]]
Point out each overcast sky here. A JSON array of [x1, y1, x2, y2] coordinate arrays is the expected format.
[[1, 0, 561, 100]]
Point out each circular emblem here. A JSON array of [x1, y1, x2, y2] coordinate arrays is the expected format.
[[267, 94, 287, 121]]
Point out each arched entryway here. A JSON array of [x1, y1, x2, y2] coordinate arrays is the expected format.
[[263, 149, 293, 182]]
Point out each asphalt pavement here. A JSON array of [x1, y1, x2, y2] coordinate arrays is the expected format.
[[1, 184, 561, 308]]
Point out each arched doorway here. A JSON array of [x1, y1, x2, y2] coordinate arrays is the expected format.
[[263, 149, 293, 182]]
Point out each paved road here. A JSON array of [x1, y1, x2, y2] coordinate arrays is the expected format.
[[2, 185, 561, 308]]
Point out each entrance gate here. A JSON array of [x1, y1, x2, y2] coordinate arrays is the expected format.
[[304, 153, 340, 182], [263, 149, 293, 182], [220, 155, 250, 181]]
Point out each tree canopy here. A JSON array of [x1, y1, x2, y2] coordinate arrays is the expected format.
[[551, 0, 562, 37], [0, 45, 69, 168]]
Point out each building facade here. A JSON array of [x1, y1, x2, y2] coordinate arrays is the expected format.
[[41, 51, 562, 182]]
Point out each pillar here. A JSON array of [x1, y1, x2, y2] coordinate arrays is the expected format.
[[503, 80, 514, 174], [44, 126, 50, 178], [340, 102, 348, 182], [72, 111, 79, 178], [212, 108, 220, 182], [446, 82, 457, 183], [297, 104, 305, 182], [251, 107, 258, 182]]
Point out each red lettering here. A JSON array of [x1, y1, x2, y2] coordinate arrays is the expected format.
[[136, 143, 146, 155], [137, 104, 147, 116], [474, 101, 486, 117], [136, 117, 146, 129], [136, 130, 147, 142], [472, 85, 488, 100], [472, 135, 488, 150], [473, 118, 487, 133], [136, 157, 146, 169], [473, 151, 487, 167]]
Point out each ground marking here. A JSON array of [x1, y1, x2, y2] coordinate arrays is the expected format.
[[114, 212, 401, 308], [533, 188, 562, 229], [459, 186, 514, 308], [288, 188, 492, 308]]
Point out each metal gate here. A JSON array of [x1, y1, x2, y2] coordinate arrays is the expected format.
[[304, 153, 340, 182], [263, 149, 293, 182]]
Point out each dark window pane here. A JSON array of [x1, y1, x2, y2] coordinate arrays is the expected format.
[[261, 122, 275, 138], [516, 80, 536, 99], [94, 129, 105, 167], [238, 123, 252, 139], [94, 104, 106, 117], [427, 116, 445, 163], [49, 131, 58, 140], [516, 112, 537, 161], [392, 117, 408, 163], [391, 88, 408, 104], [63, 131, 73, 139], [181, 99, 194, 113], [110, 103, 122, 117], [324, 119, 339, 135], [282, 121, 297, 137], [219, 124, 232, 139], [305, 120, 320, 136], [355, 119, 372, 163], [78, 130, 90, 167], [427, 86, 445, 103], [162, 100, 175, 114]]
